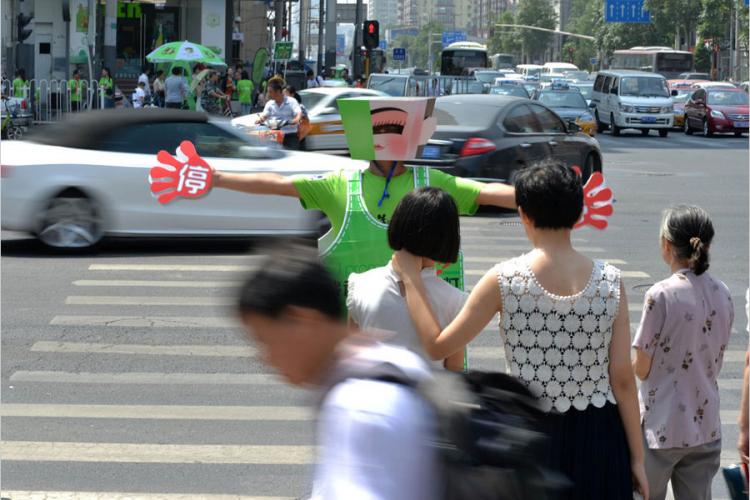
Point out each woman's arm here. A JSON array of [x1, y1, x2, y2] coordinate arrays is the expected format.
[[393, 250, 501, 360], [609, 281, 649, 499], [632, 348, 653, 380]]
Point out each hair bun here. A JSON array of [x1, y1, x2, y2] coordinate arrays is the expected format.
[[690, 237, 701, 250]]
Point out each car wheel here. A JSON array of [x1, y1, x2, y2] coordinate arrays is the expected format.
[[37, 191, 103, 250], [703, 119, 713, 137], [658, 129, 669, 138], [684, 117, 693, 135], [595, 111, 606, 133], [580, 153, 598, 183], [610, 113, 621, 136], [641, 129, 649, 136]]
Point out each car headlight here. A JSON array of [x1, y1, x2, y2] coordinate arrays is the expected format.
[[661, 105, 673, 113], [620, 104, 634, 113], [710, 109, 725, 119], [577, 113, 594, 122]]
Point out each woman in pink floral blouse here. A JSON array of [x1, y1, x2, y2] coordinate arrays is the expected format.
[[633, 205, 734, 500]]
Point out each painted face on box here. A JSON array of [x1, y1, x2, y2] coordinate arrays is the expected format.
[[339, 97, 438, 161]]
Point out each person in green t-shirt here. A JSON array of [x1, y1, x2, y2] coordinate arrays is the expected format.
[[99, 67, 115, 109], [69, 69, 83, 112], [12, 69, 28, 98], [237, 70, 254, 116]]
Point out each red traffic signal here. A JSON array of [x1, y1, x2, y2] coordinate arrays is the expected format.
[[363, 20, 379, 49]]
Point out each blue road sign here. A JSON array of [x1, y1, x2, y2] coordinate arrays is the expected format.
[[441, 31, 467, 48], [604, 0, 651, 23], [379, 40, 387, 50], [336, 34, 346, 57], [590, 57, 599, 65], [746, 0, 748, 7], [393, 48, 406, 61]]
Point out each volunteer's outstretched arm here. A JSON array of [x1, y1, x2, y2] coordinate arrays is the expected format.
[[476, 182, 517, 210], [213, 170, 299, 198]]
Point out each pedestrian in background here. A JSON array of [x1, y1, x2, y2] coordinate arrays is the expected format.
[[347, 188, 466, 371], [201, 71, 227, 115], [164, 66, 187, 109], [99, 67, 115, 109], [12, 69, 28, 98], [132, 81, 146, 108], [237, 70, 254, 116], [633, 205, 733, 500], [69, 69, 83, 112], [153, 70, 166, 107], [306, 69, 323, 88], [237, 244, 439, 500], [393, 161, 649, 500], [138, 65, 152, 102]]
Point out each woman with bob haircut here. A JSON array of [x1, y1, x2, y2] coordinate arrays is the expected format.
[[392, 161, 649, 499], [346, 187, 465, 370], [633, 205, 733, 500]]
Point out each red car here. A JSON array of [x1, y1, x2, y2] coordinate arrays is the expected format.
[[683, 87, 749, 137]]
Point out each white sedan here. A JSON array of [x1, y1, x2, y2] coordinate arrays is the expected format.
[[232, 87, 387, 152], [1, 108, 364, 250]]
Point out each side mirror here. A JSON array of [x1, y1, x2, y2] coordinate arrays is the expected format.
[[567, 120, 581, 133], [671, 89, 678, 96]]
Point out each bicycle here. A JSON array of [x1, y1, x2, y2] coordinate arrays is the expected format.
[[1, 96, 24, 140]]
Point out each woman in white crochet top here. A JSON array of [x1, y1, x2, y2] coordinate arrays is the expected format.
[[393, 161, 648, 500]]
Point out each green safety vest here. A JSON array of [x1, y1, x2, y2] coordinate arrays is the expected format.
[[319, 166, 467, 367], [70, 79, 82, 101]]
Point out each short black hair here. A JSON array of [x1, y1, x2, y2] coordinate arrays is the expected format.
[[388, 187, 460, 263], [241, 70, 250, 80], [237, 243, 342, 319], [306, 69, 314, 77], [156, 70, 164, 77], [171, 66, 182, 75], [268, 79, 284, 93], [514, 160, 583, 229]]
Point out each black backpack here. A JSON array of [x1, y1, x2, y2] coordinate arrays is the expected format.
[[346, 364, 569, 500]]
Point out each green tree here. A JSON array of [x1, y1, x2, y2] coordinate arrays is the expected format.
[[396, 22, 444, 70], [645, 0, 703, 49], [694, 39, 711, 72], [564, 0, 600, 69], [515, 0, 557, 63], [488, 11, 522, 57]]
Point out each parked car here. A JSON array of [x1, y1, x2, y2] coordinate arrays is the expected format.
[[1, 109, 365, 250], [562, 70, 590, 82], [683, 86, 749, 137], [366, 74, 417, 96], [489, 85, 530, 98], [691, 81, 738, 90], [425, 95, 602, 185], [531, 82, 596, 137], [591, 70, 673, 137], [232, 87, 387, 151], [569, 82, 593, 106], [677, 72, 711, 81]]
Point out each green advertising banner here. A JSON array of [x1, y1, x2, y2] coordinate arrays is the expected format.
[[273, 41, 293, 61]]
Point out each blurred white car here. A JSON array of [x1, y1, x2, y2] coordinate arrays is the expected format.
[[232, 87, 387, 151], [1, 109, 364, 249]]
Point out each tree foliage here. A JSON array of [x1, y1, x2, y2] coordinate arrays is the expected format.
[[395, 22, 444, 70], [489, 11, 522, 56], [515, 0, 557, 62]]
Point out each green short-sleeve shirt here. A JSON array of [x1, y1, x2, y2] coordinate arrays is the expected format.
[[292, 168, 484, 235], [237, 80, 253, 104]]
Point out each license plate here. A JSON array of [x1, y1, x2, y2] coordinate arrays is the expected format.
[[734, 121, 749, 128], [641, 116, 656, 124], [421, 145, 442, 159]]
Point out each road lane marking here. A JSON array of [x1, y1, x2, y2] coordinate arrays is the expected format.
[[50, 316, 237, 328], [73, 280, 241, 288], [89, 264, 254, 272], [0, 404, 312, 421], [30, 342, 255, 357], [65, 296, 236, 306], [463, 269, 650, 278], [0, 441, 315, 464], [9, 371, 278, 385], [0, 492, 291, 500]]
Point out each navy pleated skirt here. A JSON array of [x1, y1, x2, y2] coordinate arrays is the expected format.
[[543, 401, 634, 500]]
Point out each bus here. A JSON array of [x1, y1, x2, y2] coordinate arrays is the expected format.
[[490, 53, 515, 70], [609, 46, 693, 79], [440, 42, 488, 76]]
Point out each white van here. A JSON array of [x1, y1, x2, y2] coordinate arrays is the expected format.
[[542, 62, 579, 75], [516, 64, 543, 80], [591, 70, 674, 137]]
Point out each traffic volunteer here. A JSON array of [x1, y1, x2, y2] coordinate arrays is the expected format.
[[211, 96, 515, 299]]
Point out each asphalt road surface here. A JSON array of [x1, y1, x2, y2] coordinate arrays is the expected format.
[[1, 129, 748, 499]]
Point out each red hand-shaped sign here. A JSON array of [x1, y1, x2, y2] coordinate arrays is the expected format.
[[572, 166, 614, 230], [149, 141, 214, 205]]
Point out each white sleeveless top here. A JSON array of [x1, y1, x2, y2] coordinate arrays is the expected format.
[[495, 255, 620, 413]]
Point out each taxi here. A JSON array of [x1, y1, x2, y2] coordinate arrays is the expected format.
[[531, 81, 596, 136]]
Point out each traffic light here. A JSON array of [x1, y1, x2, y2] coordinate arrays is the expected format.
[[17, 13, 33, 44], [363, 20, 379, 50]]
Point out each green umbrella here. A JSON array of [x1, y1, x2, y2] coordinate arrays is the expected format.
[[146, 41, 226, 67]]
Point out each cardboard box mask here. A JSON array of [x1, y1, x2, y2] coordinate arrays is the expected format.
[[338, 97, 438, 161]]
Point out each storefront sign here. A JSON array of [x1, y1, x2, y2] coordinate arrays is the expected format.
[[117, 1, 142, 19], [201, 0, 226, 56], [69, 0, 90, 64]]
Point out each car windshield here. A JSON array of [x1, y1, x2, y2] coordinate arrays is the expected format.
[[368, 76, 407, 96], [620, 77, 670, 97], [571, 85, 592, 100], [491, 86, 528, 98], [474, 71, 506, 84], [537, 91, 587, 108], [298, 91, 327, 110], [564, 71, 589, 81], [434, 100, 498, 128], [707, 91, 749, 106], [671, 93, 690, 103]]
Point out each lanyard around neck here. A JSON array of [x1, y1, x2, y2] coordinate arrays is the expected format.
[[373, 161, 399, 207]]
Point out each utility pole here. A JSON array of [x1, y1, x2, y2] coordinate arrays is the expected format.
[[427, 33, 441, 74], [324, 0, 336, 71], [274, 0, 284, 41], [353, 0, 363, 76], [317, 0, 325, 74], [298, 0, 308, 62], [734, 0, 741, 81]]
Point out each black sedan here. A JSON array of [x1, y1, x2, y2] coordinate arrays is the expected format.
[[423, 95, 602, 184]]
